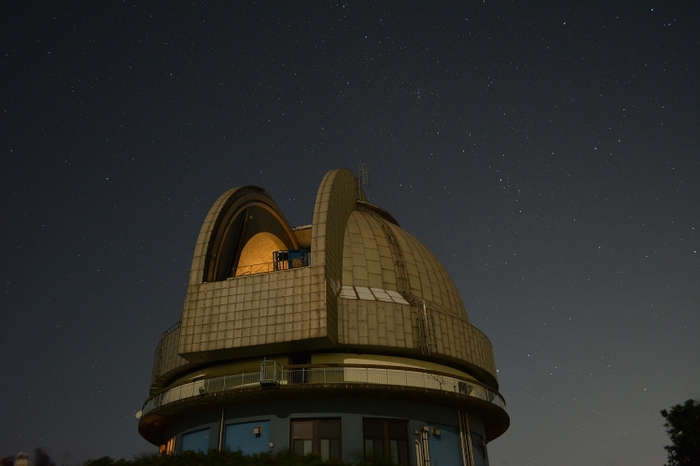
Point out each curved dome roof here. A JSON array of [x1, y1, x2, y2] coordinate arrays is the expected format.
[[341, 205, 468, 320], [310, 169, 496, 386]]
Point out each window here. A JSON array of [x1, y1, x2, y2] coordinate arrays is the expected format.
[[291, 419, 341, 461], [363, 418, 409, 466], [427, 424, 461, 466], [159, 436, 175, 455], [181, 428, 210, 452], [471, 432, 487, 466], [225, 420, 270, 455]]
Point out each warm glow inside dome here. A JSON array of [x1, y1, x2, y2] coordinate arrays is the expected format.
[[235, 231, 286, 276]]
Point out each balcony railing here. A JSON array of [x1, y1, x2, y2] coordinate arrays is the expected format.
[[141, 364, 506, 417], [231, 250, 311, 277]]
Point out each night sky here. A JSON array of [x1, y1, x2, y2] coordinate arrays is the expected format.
[[1, 2, 698, 465]]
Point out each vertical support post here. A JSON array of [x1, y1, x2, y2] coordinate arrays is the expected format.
[[458, 409, 474, 466], [217, 407, 225, 452]]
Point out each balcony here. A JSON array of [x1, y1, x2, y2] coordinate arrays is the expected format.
[[141, 363, 506, 417]]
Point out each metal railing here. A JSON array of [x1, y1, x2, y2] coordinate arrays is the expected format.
[[159, 321, 181, 339], [141, 365, 506, 417], [232, 251, 311, 277], [232, 262, 277, 276]]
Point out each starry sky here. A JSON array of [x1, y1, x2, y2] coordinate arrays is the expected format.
[[1, 1, 698, 465]]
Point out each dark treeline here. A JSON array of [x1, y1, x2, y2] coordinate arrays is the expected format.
[[83, 451, 397, 466]]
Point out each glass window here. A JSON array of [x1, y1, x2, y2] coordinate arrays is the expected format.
[[181, 428, 210, 452], [427, 424, 462, 466], [159, 436, 175, 455], [471, 432, 487, 466], [290, 419, 341, 460], [225, 420, 270, 455], [363, 419, 409, 466]]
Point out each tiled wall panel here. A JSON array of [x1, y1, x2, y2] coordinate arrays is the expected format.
[[152, 326, 189, 381], [178, 266, 327, 359]]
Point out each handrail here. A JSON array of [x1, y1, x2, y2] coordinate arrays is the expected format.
[[141, 365, 506, 417], [232, 262, 276, 276], [159, 321, 181, 339], [231, 258, 310, 277]]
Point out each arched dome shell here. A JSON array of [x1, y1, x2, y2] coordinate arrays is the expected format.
[[341, 207, 469, 321]]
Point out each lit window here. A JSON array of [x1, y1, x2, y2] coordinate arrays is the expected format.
[[291, 419, 341, 461], [159, 436, 175, 455]]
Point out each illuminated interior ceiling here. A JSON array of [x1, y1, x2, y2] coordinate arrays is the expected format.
[[293, 226, 312, 249], [203, 187, 301, 282], [235, 231, 286, 276]]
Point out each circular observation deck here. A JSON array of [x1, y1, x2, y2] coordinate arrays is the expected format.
[[139, 362, 508, 445]]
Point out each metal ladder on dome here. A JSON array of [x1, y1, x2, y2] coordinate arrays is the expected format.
[[378, 219, 437, 356], [379, 221, 411, 298], [417, 300, 438, 356]]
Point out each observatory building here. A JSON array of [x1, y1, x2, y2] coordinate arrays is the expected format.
[[138, 168, 508, 465]]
